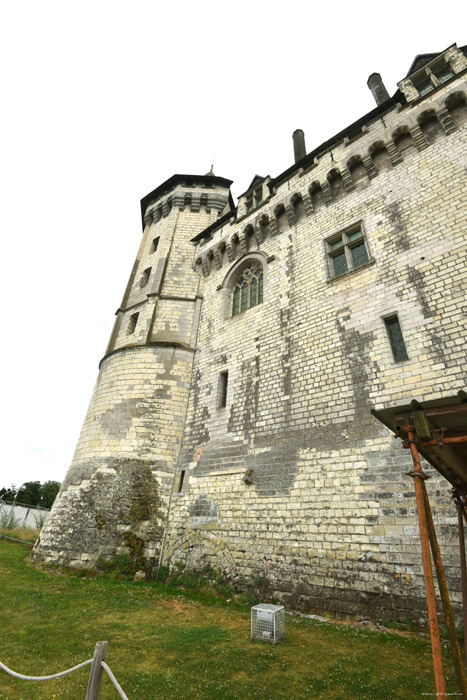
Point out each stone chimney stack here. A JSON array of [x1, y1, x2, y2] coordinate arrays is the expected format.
[[367, 73, 390, 106], [293, 129, 306, 163]]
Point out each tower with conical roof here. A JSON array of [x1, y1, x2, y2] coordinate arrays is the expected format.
[[34, 173, 233, 570]]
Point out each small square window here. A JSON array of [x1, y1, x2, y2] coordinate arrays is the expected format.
[[128, 313, 139, 335], [140, 267, 151, 288], [326, 225, 369, 278], [217, 371, 229, 408], [384, 315, 409, 363], [151, 237, 160, 253]]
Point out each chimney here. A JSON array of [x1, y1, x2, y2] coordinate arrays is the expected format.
[[367, 73, 390, 106], [293, 129, 306, 163]]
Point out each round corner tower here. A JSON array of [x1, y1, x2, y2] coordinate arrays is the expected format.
[[34, 173, 233, 570]]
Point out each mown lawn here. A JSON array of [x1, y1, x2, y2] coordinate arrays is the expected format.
[[0, 540, 459, 699]]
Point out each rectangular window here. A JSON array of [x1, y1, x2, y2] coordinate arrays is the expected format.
[[140, 267, 151, 288], [177, 470, 185, 493], [128, 312, 139, 335], [245, 196, 253, 213], [412, 59, 455, 98], [384, 315, 409, 362], [217, 371, 228, 408], [326, 225, 369, 278], [151, 237, 160, 253]]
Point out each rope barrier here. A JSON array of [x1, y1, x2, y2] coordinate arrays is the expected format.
[[101, 661, 129, 700], [0, 658, 92, 681]]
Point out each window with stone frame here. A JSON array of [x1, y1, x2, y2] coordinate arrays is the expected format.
[[140, 267, 151, 288], [384, 315, 409, 363], [326, 224, 370, 278], [127, 312, 139, 335], [232, 262, 264, 316], [245, 187, 263, 214], [412, 57, 455, 97]]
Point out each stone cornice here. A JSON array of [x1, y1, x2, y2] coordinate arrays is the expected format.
[[193, 76, 467, 278], [99, 341, 196, 369]]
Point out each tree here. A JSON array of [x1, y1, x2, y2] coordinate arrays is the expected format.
[[0, 488, 15, 502], [39, 481, 61, 509], [17, 481, 42, 506]]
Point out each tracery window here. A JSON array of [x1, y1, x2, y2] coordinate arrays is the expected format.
[[231, 263, 263, 316]]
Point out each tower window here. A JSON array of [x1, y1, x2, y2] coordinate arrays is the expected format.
[[232, 263, 263, 316], [177, 470, 185, 493], [151, 237, 160, 253], [326, 225, 369, 278], [128, 313, 139, 335], [384, 315, 409, 363], [140, 267, 151, 288], [218, 371, 229, 408]]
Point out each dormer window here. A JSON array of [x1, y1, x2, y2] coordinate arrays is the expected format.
[[398, 47, 467, 103], [410, 58, 455, 98], [245, 187, 263, 214]]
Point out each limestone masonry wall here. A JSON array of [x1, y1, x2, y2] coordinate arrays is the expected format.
[[164, 65, 467, 623]]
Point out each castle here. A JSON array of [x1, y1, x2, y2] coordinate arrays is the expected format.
[[34, 44, 467, 624]]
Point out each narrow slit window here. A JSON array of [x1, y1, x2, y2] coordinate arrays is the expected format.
[[218, 371, 228, 408], [140, 267, 151, 288], [384, 315, 409, 362], [151, 237, 160, 253], [178, 470, 185, 493], [128, 313, 139, 335]]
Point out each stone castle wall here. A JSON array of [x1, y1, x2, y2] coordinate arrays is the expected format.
[[163, 71, 467, 623], [34, 181, 232, 568], [34, 48, 467, 625]]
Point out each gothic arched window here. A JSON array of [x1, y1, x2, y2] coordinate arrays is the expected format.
[[232, 263, 263, 316]]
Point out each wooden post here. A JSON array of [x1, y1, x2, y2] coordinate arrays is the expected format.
[[85, 641, 108, 700], [422, 485, 467, 699], [458, 499, 467, 669], [406, 429, 446, 698]]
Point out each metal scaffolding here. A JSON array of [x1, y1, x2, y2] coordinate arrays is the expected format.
[[373, 390, 467, 698]]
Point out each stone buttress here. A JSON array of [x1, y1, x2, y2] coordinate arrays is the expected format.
[[34, 174, 233, 569]]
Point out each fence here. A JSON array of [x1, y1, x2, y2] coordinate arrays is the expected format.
[[0, 500, 49, 544], [0, 641, 128, 700]]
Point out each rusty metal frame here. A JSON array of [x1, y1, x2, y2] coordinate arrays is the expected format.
[[372, 393, 467, 699]]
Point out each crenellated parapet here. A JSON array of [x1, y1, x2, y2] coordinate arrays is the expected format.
[[144, 189, 230, 228]]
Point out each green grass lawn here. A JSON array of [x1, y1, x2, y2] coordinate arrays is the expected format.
[[0, 540, 459, 699]]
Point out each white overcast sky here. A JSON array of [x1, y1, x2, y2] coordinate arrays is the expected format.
[[0, 1, 465, 489]]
